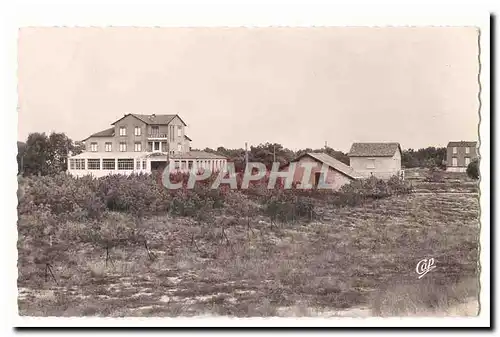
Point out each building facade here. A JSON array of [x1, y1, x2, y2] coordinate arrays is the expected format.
[[348, 142, 402, 179], [68, 114, 227, 177], [445, 141, 478, 172], [283, 152, 360, 190]]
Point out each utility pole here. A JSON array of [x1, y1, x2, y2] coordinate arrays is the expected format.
[[245, 142, 249, 171], [273, 145, 276, 163]]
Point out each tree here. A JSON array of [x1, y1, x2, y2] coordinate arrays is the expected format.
[[23, 132, 51, 176], [17, 141, 26, 175], [22, 132, 82, 176], [401, 147, 446, 169], [47, 133, 74, 175], [72, 141, 85, 156], [466, 159, 479, 180], [249, 143, 295, 170]]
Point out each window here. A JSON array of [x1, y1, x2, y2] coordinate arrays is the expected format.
[[134, 126, 141, 136], [88, 159, 100, 170], [465, 157, 471, 166], [102, 159, 115, 170], [174, 161, 180, 169], [151, 126, 159, 136], [142, 160, 146, 170], [147, 142, 153, 152], [181, 161, 186, 169], [134, 142, 142, 152], [452, 157, 458, 167], [162, 142, 168, 152], [188, 161, 193, 169], [154, 142, 160, 151], [465, 147, 470, 154], [105, 142, 112, 152], [117, 159, 134, 170], [70, 159, 85, 170], [452, 147, 457, 154], [366, 158, 376, 169], [136, 160, 141, 170], [119, 142, 127, 152], [177, 143, 182, 152], [90, 142, 98, 152], [177, 126, 182, 137], [119, 127, 127, 136]]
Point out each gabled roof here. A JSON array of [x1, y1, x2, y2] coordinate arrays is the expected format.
[[184, 135, 192, 141], [111, 113, 187, 126], [447, 141, 477, 148], [170, 151, 226, 160], [290, 152, 361, 180], [348, 142, 402, 157], [82, 127, 115, 141]]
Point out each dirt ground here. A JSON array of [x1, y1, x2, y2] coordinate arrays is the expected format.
[[18, 182, 480, 317]]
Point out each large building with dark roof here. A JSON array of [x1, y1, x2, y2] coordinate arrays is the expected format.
[[68, 113, 226, 177]]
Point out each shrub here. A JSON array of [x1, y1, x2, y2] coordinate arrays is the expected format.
[[331, 176, 412, 207], [466, 159, 479, 180], [18, 173, 106, 220], [263, 191, 316, 223], [424, 167, 445, 183]]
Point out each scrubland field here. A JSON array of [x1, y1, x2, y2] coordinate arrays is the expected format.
[[17, 169, 480, 317]]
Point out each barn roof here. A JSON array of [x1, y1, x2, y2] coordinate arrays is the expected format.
[[447, 141, 478, 148], [291, 152, 361, 179], [348, 142, 402, 157]]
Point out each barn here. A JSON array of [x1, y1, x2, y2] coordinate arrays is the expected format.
[[282, 152, 361, 190]]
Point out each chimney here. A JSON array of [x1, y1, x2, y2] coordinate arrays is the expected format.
[[151, 113, 156, 119]]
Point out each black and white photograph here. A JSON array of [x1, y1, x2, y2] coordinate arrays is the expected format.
[[9, 6, 491, 328]]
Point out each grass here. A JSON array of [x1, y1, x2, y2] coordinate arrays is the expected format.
[[17, 172, 480, 317]]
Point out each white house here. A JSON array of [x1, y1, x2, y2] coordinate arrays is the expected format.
[[348, 142, 402, 180]]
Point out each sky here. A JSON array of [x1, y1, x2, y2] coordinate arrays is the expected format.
[[17, 27, 480, 152]]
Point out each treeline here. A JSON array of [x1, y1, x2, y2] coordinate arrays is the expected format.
[[197, 143, 350, 172], [17, 132, 84, 176], [198, 143, 447, 171], [17, 131, 448, 176], [401, 147, 447, 169]]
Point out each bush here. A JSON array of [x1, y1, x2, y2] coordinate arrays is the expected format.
[[330, 176, 412, 207], [18, 173, 106, 220], [424, 166, 445, 183], [466, 159, 479, 180], [18, 172, 230, 221]]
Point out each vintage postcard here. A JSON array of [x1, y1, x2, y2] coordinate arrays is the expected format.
[[11, 7, 491, 329]]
